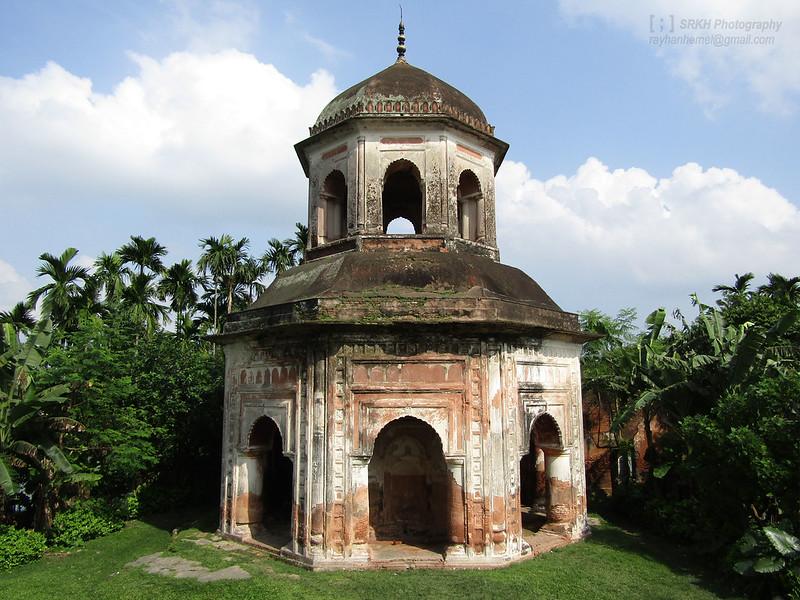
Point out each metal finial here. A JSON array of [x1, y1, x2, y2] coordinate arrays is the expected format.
[[396, 6, 406, 62]]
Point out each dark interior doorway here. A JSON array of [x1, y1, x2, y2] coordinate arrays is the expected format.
[[368, 416, 449, 546], [248, 417, 293, 542]]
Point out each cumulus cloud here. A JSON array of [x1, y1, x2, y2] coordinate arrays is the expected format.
[[496, 157, 800, 313], [0, 259, 33, 312], [558, 0, 800, 115], [0, 50, 337, 223]]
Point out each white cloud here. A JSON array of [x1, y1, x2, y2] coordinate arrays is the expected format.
[[496, 157, 800, 313], [0, 50, 337, 223], [558, 0, 800, 115], [0, 259, 33, 312]]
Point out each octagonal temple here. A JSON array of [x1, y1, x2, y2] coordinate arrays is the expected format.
[[216, 24, 591, 569]]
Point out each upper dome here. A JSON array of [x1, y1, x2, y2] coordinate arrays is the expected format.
[[310, 61, 494, 136]]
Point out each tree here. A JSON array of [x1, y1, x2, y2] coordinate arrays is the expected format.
[[0, 319, 86, 529], [40, 313, 156, 497], [287, 222, 309, 266], [759, 273, 800, 304], [158, 259, 199, 327], [121, 273, 168, 335], [119, 235, 167, 277], [262, 238, 295, 275], [237, 256, 266, 306], [197, 235, 252, 334], [27, 248, 90, 330], [0, 302, 36, 350], [94, 252, 129, 304], [712, 272, 754, 307]]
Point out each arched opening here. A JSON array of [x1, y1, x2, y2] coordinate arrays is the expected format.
[[368, 416, 449, 548], [319, 170, 347, 244], [519, 413, 564, 533], [456, 170, 482, 242], [385, 217, 416, 234], [382, 160, 423, 234], [248, 416, 293, 543]]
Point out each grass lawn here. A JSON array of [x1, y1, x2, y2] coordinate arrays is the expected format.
[[0, 512, 741, 600]]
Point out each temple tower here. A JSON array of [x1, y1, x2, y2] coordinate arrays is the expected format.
[[217, 22, 591, 568]]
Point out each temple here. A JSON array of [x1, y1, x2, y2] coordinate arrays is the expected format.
[[216, 21, 592, 568]]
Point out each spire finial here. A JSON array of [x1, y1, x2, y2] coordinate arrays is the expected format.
[[396, 6, 406, 62]]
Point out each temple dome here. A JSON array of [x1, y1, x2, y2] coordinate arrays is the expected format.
[[310, 60, 494, 136]]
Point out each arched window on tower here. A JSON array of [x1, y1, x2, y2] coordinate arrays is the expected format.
[[382, 159, 423, 234], [457, 170, 483, 242], [319, 170, 347, 244]]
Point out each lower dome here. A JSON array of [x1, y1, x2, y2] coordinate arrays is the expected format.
[[222, 249, 585, 337]]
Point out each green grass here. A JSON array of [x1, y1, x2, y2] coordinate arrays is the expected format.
[[0, 512, 741, 600]]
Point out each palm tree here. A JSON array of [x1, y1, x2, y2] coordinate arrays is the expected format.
[[287, 222, 309, 266], [223, 237, 250, 314], [119, 235, 167, 277], [197, 235, 251, 333], [758, 273, 800, 304], [236, 256, 266, 305], [121, 273, 169, 335], [0, 302, 36, 352], [262, 238, 295, 275], [713, 272, 755, 308], [158, 259, 199, 326], [27, 248, 90, 329], [94, 252, 129, 303], [0, 302, 36, 332]]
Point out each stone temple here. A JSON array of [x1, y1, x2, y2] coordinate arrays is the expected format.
[[217, 22, 591, 568]]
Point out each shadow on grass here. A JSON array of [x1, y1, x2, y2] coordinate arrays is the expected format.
[[138, 504, 219, 536], [588, 516, 741, 599]]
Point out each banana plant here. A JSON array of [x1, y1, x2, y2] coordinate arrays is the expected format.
[[0, 318, 80, 497]]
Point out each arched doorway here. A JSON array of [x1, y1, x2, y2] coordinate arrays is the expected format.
[[248, 416, 293, 541], [519, 413, 564, 532], [382, 160, 423, 233], [368, 416, 449, 546]]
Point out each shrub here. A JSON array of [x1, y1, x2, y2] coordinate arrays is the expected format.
[[0, 526, 47, 570], [49, 504, 122, 548]]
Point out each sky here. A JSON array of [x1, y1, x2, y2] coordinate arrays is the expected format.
[[1, 0, 798, 323]]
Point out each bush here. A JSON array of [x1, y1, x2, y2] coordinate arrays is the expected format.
[[0, 526, 47, 570], [49, 504, 122, 548]]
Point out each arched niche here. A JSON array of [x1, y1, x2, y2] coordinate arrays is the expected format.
[[368, 416, 450, 546], [456, 169, 483, 242], [319, 170, 347, 244], [519, 412, 571, 532], [382, 159, 423, 234], [240, 416, 293, 541]]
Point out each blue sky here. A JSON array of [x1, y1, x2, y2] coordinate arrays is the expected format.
[[1, 0, 798, 321]]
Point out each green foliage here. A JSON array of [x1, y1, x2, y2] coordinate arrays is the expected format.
[[49, 502, 122, 548], [40, 312, 158, 495], [732, 524, 800, 598], [0, 525, 47, 570], [589, 273, 800, 597]]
